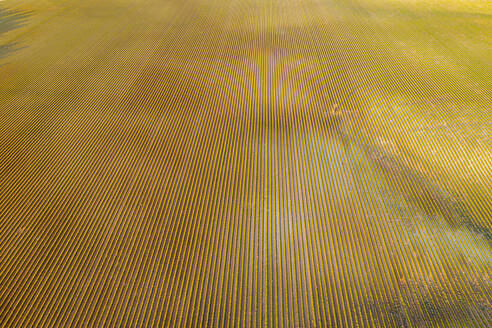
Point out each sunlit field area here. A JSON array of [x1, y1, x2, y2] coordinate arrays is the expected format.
[[0, 0, 491, 326]]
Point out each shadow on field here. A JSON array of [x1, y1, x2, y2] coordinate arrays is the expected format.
[[0, 7, 29, 62]]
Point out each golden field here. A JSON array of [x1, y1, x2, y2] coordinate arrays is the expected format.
[[0, 0, 491, 326]]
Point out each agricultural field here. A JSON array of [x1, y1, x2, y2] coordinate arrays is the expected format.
[[0, 0, 491, 326]]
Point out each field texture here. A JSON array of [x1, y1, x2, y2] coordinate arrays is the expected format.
[[0, 0, 491, 326]]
